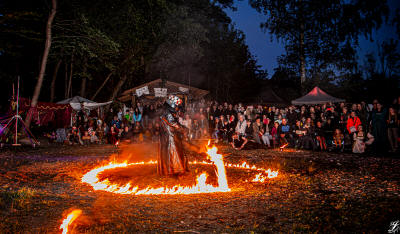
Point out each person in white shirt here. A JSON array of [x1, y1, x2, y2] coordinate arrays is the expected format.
[[235, 114, 247, 136]]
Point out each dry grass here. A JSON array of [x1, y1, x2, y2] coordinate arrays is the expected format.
[[0, 144, 399, 233]]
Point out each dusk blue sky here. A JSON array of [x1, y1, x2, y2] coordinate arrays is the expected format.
[[224, 0, 400, 76]]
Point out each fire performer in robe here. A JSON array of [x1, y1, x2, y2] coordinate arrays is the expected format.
[[158, 95, 189, 176]]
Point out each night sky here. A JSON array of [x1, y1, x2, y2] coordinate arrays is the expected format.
[[224, 0, 400, 75]]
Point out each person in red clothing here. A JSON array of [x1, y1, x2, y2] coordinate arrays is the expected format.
[[347, 111, 362, 135]]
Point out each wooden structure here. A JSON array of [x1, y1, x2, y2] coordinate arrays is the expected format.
[[119, 79, 209, 105]]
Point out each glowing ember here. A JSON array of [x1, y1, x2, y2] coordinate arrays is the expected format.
[[81, 144, 278, 195], [280, 143, 289, 151], [251, 169, 278, 182], [60, 209, 82, 234]]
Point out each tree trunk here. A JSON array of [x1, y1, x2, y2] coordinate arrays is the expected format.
[[50, 59, 62, 102], [300, 23, 306, 94], [64, 62, 68, 98], [80, 57, 88, 97], [67, 52, 74, 98], [105, 74, 128, 112], [91, 71, 113, 100], [25, 0, 57, 128], [80, 77, 87, 97], [110, 74, 128, 101]]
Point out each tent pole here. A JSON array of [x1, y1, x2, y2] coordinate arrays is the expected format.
[[14, 76, 20, 145]]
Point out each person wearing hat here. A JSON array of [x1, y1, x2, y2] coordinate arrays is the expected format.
[[158, 95, 189, 176]]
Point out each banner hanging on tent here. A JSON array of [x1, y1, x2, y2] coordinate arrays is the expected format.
[[178, 87, 189, 93], [136, 86, 149, 97], [154, 88, 168, 97]]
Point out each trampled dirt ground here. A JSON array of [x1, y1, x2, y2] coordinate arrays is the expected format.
[[0, 142, 399, 233]]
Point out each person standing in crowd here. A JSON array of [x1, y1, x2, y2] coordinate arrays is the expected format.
[[387, 107, 399, 152], [371, 103, 387, 152]]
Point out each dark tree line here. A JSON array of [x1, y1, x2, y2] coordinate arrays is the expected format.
[[0, 0, 399, 113], [250, 0, 399, 103], [0, 0, 265, 113]]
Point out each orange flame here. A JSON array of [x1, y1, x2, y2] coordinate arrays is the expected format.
[[81, 143, 278, 195], [60, 209, 82, 234], [280, 143, 289, 149], [206, 145, 230, 191], [81, 144, 230, 195]]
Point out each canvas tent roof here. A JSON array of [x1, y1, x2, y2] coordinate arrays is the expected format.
[[119, 79, 209, 102], [57, 96, 112, 110], [291, 86, 345, 105], [255, 87, 287, 105], [57, 96, 95, 104]]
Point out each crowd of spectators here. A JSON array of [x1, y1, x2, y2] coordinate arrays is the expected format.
[[45, 96, 399, 154]]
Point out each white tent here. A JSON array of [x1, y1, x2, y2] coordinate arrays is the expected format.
[[57, 96, 95, 104], [57, 96, 112, 110], [291, 87, 345, 105]]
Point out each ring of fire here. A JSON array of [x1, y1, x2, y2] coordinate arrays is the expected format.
[[81, 145, 279, 195]]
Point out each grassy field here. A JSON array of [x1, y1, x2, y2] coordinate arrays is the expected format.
[[0, 143, 399, 233]]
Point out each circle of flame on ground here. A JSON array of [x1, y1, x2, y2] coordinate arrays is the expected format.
[[81, 145, 278, 195]]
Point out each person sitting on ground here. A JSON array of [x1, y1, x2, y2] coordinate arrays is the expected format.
[[323, 118, 335, 147], [252, 118, 264, 145], [293, 120, 305, 148], [315, 121, 327, 151], [270, 121, 279, 148], [332, 128, 344, 151], [56, 127, 68, 144], [352, 125, 374, 153], [261, 117, 271, 148], [299, 118, 317, 150], [347, 110, 361, 135], [231, 132, 249, 150], [192, 119, 201, 140], [152, 122, 161, 142], [110, 115, 121, 129], [44, 131, 56, 143], [212, 117, 222, 143], [69, 126, 83, 145], [81, 131, 91, 145], [244, 120, 254, 141], [132, 123, 143, 143], [88, 126, 98, 144], [278, 118, 293, 147], [235, 114, 247, 136], [107, 126, 118, 145]]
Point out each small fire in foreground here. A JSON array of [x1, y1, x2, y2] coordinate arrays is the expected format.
[[81, 143, 278, 195], [60, 209, 82, 234]]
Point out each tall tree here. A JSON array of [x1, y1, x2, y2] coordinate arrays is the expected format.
[[25, 0, 57, 128], [249, 0, 389, 91]]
